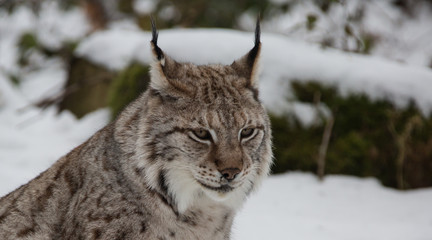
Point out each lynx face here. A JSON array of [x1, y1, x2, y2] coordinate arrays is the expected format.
[[117, 21, 272, 213], [144, 64, 271, 208]]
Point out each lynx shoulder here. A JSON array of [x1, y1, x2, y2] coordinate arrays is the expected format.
[[0, 19, 272, 240]]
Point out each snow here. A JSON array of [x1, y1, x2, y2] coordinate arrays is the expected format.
[[0, 2, 89, 76], [76, 28, 432, 115], [134, 0, 157, 15], [19, 59, 66, 103], [36, 1, 90, 50], [234, 173, 432, 240], [0, 73, 109, 195], [0, 6, 34, 74], [1, 2, 432, 240], [289, 102, 331, 127], [75, 29, 149, 71], [259, 0, 432, 67]]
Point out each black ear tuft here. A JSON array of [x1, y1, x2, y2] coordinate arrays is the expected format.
[[247, 15, 261, 69], [254, 14, 261, 48], [151, 16, 164, 61], [230, 15, 262, 86]]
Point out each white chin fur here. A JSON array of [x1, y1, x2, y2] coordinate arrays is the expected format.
[[202, 188, 232, 202], [165, 165, 249, 213], [199, 185, 247, 211], [164, 166, 201, 213]]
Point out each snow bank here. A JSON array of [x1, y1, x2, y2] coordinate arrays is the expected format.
[[0, 2, 89, 74], [258, 0, 432, 67], [76, 28, 432, 115], [234, 173, 432, 240], [0, 73, 109, 196]]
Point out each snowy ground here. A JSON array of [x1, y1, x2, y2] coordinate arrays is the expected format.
[[234, 173, 432, 240]]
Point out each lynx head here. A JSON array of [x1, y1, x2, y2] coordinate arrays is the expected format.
[[115, 18, 272, 213]]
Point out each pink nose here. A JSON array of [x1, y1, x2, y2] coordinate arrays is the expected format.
[[219, 168, 241, 181]]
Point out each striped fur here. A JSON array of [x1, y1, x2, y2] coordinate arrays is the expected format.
[[0, 20, 272, 240]]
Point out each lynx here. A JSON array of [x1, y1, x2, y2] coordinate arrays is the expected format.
[[0, 19, 272, 239]]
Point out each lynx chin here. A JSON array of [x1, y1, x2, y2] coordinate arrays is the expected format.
[[0, 18, 273, 239]]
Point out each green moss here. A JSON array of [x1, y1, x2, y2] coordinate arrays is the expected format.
[[327, 131, 373, 176], [270, 114, 322, 174], [271, 80, 432, 189], [59, 0, 80, 10], [307, 14, 318, 31], [118, 0, 134, 14], [17, 32, 78, 67], [59, 57, 115, 118], [18, 32, 38, 52], [9, 74, 20, 86], [360, 34, 375, 54], [17, 32, 38, 67], [108, 63, 150, 119]]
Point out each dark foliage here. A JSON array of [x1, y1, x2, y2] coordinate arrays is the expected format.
[[108, 63, 150, 119], [271, 81, 432, 189]]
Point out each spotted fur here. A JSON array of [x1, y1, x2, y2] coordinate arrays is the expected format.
[[0, 18, 272, 240]]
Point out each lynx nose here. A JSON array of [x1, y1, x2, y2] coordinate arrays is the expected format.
[[220, 168, 241, 182]]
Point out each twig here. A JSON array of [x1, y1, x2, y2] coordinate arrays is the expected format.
[[314, 91, 335, 181], [388, 113, 422, 189], [317, 115, 334, 181]]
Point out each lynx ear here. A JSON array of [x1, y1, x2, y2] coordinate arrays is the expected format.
[[231, 16, 261, 87], [150, 17, 164, 63], [149, 18, 182, 92]]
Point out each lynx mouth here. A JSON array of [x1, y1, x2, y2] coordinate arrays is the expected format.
[[198, 181, 234, 193]]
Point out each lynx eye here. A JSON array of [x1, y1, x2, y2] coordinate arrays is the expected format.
[[191, 129, 212, 141], [240, 127, 255, 139]]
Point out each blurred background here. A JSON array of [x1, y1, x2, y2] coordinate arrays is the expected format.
[[1, 0, 432, 191], [2, 1, 432, 239]]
